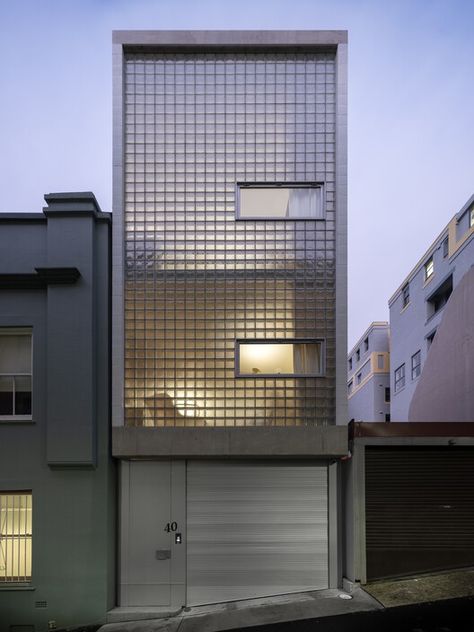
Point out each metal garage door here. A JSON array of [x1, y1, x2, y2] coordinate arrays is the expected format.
[[187, 461, 328, 606], [366, 447, 474, 581]]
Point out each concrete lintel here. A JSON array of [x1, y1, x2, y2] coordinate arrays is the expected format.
[[113, 29, 347, 48], [43, 192, 110, 220], [113, 426, 348, 459]]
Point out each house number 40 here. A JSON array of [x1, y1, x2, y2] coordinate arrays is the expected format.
[[164, 522, 178, 532]]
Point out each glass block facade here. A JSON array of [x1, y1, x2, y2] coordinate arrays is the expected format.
[[123, 51, 337, 427]]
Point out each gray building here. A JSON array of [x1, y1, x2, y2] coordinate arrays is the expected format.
[[0, 194, 115, 631], [347, 322, 390, 422], [112, 30, 347, 614], [389, 194, 474, 421]]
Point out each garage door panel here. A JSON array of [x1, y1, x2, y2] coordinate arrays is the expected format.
[[187, 462, 328, 605]]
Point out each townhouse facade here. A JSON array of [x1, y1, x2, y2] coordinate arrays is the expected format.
[[112, 30, 348, 611], [389, 194, 474, 421], [0, 194, 115, 632], [347, 322, 390, 422]]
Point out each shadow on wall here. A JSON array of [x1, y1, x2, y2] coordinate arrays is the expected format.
[[409, 266, 474, 422]]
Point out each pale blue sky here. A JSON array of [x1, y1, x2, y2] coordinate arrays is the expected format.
[[1, 0, 473, 348]]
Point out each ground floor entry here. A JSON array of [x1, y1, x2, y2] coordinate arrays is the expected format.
[[119, 460, 329, 607]]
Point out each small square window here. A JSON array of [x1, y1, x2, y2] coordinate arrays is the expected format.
[[411, 350, 421, 379], [236, 340, 323, 377], [0, 492, 32, 582], [0, 330, 32, 420], [424, 257, 434, 281], [394, 364, 405, 392], [236, 183, 324, 220], [402, 283, 410, 308]]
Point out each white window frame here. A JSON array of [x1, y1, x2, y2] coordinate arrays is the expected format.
[[411, 350, 421, 380], [424, 257, 434, 281], [0, 328, 33, 422], [0, 491, 32, 584], [394, 363, 405, 392], [235, 182, 325, 221]]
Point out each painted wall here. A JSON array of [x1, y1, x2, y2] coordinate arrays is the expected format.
[[0, 196, 115, 632]]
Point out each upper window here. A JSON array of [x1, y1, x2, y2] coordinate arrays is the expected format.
[[348, 357, 352, 371], [424, 257, 434, 281], [411, 350, 421, 380], [0, 492, 32, 583], [0, 330, 32, 420], [363, 337, 369, 352], [470, 206, 474, 228], [402, 283, 410, 308], [236, 183, 324, 220], [356, 348, 360, 362], [442, 237, 449, 258], [236, 340, 323, 377], [394, 364, 405, 392]]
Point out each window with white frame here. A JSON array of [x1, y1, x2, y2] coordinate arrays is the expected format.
[[411, 350, 421, 379], [236, 183, 324, 220], [0, 330, 32, 419], [470, 205, 474, 228], [394, 364, 405, 392], [0, 492, 32, 583], [424, 257, 434, 281], [402, 283, 410, 308]]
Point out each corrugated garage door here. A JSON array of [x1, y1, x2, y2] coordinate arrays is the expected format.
[[187, 461, 328, 606], [366, 447, 474, 581]]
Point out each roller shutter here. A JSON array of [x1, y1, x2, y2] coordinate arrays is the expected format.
[[187, 461, 328, 605], [366, 447, 474, 581]]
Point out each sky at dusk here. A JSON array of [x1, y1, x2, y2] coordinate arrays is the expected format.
[[1, 0, 473, 349]]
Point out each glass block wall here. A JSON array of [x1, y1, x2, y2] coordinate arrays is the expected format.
[[123, 51, 336, 427]]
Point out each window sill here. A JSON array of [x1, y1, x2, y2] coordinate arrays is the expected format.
[[0, 585, 35, 591], [0, 416, 34, 423]]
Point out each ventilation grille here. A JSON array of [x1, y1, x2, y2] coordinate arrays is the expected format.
[[34, 601, 47, 609]]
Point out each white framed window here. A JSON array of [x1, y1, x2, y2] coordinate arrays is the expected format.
[[402, 283, 410, 308], [236, 183, 324, 220], [424, 257, 434, 281], [0, 492, 32, 583], [0, 329, 32, 420], [411, 350, 421, 379], [394, 364, 405, 392], [236, 340, 324, 377], [470, 206, 474, 228]]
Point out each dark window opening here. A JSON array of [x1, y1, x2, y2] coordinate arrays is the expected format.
[[427, 275, 453, 318]]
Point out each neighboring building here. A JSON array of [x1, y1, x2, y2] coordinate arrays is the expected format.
[[347, 322, 390, 422], [112, 30, 347, 613], [0, 194, 115, 631], [389, 194, 474, 421]]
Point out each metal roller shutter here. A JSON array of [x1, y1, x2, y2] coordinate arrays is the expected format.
[[187, 461, 328, 605], [366, 447, 474, 581]]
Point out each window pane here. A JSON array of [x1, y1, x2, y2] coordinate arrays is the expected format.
[[239, 186, 322, 219], [15, 376, 32, 415], [0, 376, 13, 415], [238, 342, 321, 376], [0, 335, 31, 374], [0, 493, 32, 582]]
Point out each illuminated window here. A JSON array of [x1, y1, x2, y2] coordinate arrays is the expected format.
[[424, 257, 434, 281], [236, 340, 323, 377], [237, 183, 324, 220], [0, 330, 32, 420], [0, 492, 32, 583]]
